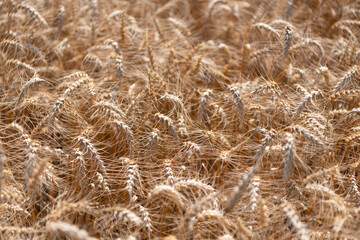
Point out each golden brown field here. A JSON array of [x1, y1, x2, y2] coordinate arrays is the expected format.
[[0, 0, 360, 239]]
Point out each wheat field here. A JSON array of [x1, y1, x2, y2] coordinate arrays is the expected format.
[[0, 0, 360, 239]]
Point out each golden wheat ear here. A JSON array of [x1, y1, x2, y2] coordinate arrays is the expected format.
[[16, 4, 48, 27], [46, 221, 97, 240], [283, 25, 293, 59], [281, 200, 310, 240], [224, 169, 253, 214]]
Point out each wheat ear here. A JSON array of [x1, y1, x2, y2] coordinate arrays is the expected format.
[[283, 26, 293, 59], [17, 4, 48, 27], [224, 169, 254, 214], [283, 133, 295, 182], [46, 221, 97, 240], [282, 200, 310, 240]]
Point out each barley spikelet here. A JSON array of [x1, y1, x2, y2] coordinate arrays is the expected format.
[[197, 89, 213, 123], [158, 93, 185, 114], [236, 217, 253, 238], [333, 20, 360, 30], [350, 173, 360, 203]]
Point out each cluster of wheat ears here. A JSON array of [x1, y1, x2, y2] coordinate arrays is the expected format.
[[0, 0, 360, 239]]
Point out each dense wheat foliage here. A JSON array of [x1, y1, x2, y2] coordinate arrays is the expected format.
[[0, 0, 360, 239]]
